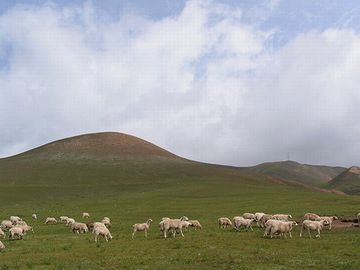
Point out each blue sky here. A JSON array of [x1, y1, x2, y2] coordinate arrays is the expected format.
[[1, 0, 360, 166]]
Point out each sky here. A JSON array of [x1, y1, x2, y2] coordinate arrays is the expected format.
[[1, 0, 360, 167]]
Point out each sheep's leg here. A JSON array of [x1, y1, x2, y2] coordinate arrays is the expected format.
[[132, 231, 135, 239], [250, 225, 253, 232], [307, 228, 311, 238], [180, 228, 184, 237], [145, 230, 147, 238], [289, 231, 292, 238], [316, 229, 321, 238], [95, 234, 98, 243]]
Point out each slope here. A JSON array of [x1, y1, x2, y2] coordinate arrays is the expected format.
[[326, 166, 360, 195]]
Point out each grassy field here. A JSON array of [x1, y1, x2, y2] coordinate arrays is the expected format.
[[0, 133, 359, 269]]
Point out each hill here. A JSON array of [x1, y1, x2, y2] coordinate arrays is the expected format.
[[0, 132, 360, 269], [243, 160, 346, 185], [326, 166, 360, 195]]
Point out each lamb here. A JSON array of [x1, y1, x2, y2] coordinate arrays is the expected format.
[[188, 220, 202, 230], [101, 217, 111, 228], [15, 224, 34, 234], [132, 219, 153, 239], [32, 214, 37, 220], [218, 217, 232, 229], [265, 220, 297, 238], [315, 216, 338, 230], [65, 218, 76, 226], [0, 228, 5, 239], [45, 217, 58, 225], [0, 241, 4, 251], [60, 216, 69, 223], [303, 213, 320, 221], [300, 219, 328, 238], [71, 222, 88, 234], [254, 212, 265, 227], [233, 217, 255, 232], [10, 216, 22, 224], [161, 216, 189, 239], [273, 214, 292, 221], [9, 226, 24, 240], [259, 214, 274, 228], [93, 225, 112, 242], [82, 212, 90, 218], [243, 213, 255, 219], [1, 220, 13, 231]]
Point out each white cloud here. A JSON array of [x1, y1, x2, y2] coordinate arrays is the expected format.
[[0, 0, 359, 167]]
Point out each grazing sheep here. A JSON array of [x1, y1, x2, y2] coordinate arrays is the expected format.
[[243, 213, 255, 219], [60, 216, 69, 223], [45, 217, 57, 225], [234, 217, 255, 232], [15, 225, 34, 234], [218, 217, 232, 229], [132, 219, 153, 239], [0, 228, 5, 239], [82, 212, 90, 218], [303, 213, 320, 221], [65, 218, 76, 226], [273, 214, 292, 221], [260, 214, 274, 228], [315, 216, 338, 230], [10, 216, 22, 224], [32, 214, 37, 220], [9, 227, 24, 240], [300, 220, 328, 238], [161, 217, 170, 221], [254, 212, 265, 227], [1, 220, 13, 231], [101, 217, 111, 228], [189, 220, 202, 230], [265, 220, 297, 238], [71, 222, 88, 234], [161, 216, 189, 239], [93, 226, 112, 243], [0, 241, 4, 251]]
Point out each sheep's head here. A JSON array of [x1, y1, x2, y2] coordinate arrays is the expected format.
[[147, 219, 153, 224], [292, 221, 298, 226], [288, 215, 293, 219], [180, 216, 189, 221], [332, 216, 338, 220]]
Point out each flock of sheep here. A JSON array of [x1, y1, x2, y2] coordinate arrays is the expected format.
[[0, 212, 359, 252]]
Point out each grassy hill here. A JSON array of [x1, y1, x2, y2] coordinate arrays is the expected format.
[[0, 132, 359, 269], [326, 166, 360, 195], [244, 160, 346, 185]]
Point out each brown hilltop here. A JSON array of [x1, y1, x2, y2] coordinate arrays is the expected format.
[[9, 132, 181, 161]]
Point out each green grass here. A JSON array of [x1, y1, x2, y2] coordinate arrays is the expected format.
[[0, 133, 359, 269]]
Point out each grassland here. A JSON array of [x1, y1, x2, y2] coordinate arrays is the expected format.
[[0, 133, 359, 269]]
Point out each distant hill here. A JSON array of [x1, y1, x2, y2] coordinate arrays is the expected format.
[[244, 160, 346, 185], [326, 166, 360, 195], [7, 132, 181, 161]]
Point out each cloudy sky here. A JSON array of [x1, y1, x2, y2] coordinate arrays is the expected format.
[[1, 0, 360, 167]]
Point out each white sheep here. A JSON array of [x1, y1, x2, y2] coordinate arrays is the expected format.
[[266, 220, 297, 238], [254, 212, 265, 227], [32, 214, 37, 220], [60, 216, 69, 223], [45, 217, 58, 225], [189, 220, 202, 230], [0, 228, 5, 239], [0, 241, 4, 251], [315, 216, 338, 230], [15, 224, 34, 234], [93, 225, 112, 242], [100, 217, 111, 228], [1, 220, 13, 231], [9, 226, 24, 240], [10, 216, 22, 224], [65, 218, 76, 226], [161, 216, 189, 239], [15, 220, 28, 226], [218, 217, 232, 229], [234, 217, 255, 232], [303, 213, 320, 221], [272, 214, 292, 221], [71, 222, 88, 234], [82, 212, 90, 218], [132, 219, 153, 239], [300, 219, 328, 238], [243, 213, 255, 219], [259, 214, 274, 228]]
